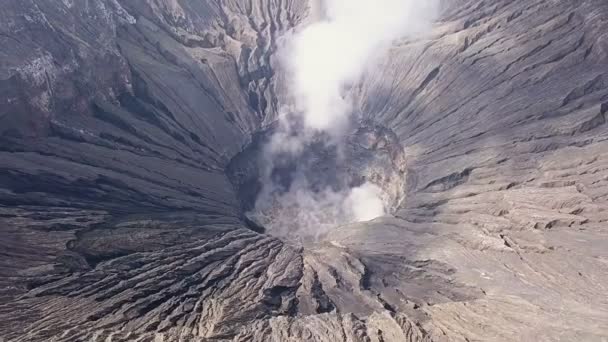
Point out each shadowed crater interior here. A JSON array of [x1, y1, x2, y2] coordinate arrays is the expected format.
[[227, 121, 408, 243]]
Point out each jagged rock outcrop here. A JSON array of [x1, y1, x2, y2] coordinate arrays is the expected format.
[[1, 0, 608, 341]]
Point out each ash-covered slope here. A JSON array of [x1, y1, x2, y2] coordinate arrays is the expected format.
[[1, 0, 608, 341]]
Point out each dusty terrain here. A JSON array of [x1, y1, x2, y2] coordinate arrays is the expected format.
[[1, 0, 608, 341]]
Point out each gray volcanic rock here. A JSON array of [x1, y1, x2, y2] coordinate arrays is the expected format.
[[1, 0, 608, 341]]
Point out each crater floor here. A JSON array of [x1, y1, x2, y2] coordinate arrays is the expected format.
[[1, 0, 608, 341], [227, 122, 407, 243]]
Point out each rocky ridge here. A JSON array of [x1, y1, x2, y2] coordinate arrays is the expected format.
[[1, 0, 608, 341]]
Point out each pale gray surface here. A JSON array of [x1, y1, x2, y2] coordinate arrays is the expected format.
[[1, 0, 608, 341]]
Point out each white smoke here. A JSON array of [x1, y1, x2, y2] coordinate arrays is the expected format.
[[346, 182, 386, 221], [249, 180, 388, 243], [248, 0, 438, 242], [285, 0, 439, 134]]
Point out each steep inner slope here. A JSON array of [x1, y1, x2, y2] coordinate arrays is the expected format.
[[1, 0, 608, 341]]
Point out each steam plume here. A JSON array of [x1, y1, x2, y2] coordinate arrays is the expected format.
[[285, 0, 439, 134], [249, 0, 438, 241]]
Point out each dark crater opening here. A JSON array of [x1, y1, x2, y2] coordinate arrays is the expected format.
[[227, 121, 408, 243]]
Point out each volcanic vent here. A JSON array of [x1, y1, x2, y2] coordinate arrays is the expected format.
[[227, 121, 408, 243]]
